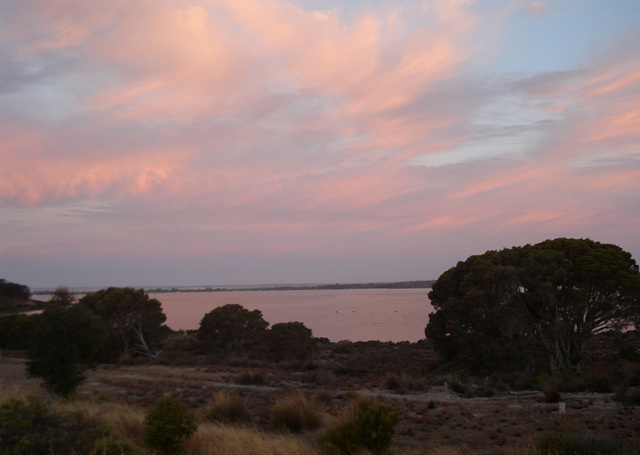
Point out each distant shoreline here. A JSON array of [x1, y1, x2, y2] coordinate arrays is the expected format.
[[146, 280, 434, 294], [31, 280, 434, 296]]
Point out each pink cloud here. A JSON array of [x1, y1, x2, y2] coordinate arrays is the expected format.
[[1, 1, 639, 287]]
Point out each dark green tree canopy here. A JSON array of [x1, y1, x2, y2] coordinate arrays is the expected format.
[[0, 279, 31, 309], [425, 238, 640, 374], [198, 303, 269, 356], [266, 321, 315, 361], [27, 288, 108, 397], [80, 287, 167, 358]]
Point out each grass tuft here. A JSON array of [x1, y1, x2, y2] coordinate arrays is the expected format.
[[270, 390, 324, 433], [205, 390, 253, 425]]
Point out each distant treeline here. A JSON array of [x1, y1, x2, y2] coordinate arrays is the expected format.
[[147, 280, 434, 293]]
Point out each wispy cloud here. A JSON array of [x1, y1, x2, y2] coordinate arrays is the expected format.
[[0, 0, 638, 287]]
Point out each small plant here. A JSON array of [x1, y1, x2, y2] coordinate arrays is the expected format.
[[542, 381, 561, 403], [144, 396, 197, 454], [236, 369, 266, 385], [270, 391, 324, 433], [302, 368, 336, 385], [383, 372, 427, 393], [205, 390, 252, 425], [319, 395, 398, 455], [535, 431, 633, 455]]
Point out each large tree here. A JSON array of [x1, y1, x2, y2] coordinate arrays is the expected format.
[[80, 287, 167, 358], [425, 238, 640, 373]]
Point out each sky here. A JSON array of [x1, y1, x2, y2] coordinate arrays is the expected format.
[[1, 0, 639, 290]]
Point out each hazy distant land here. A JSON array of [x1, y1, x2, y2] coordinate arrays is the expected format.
[[145, 280, 435, 294], [31, 280, 434, 296]]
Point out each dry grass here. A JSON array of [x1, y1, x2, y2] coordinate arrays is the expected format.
[[54, 399, 148, 447], [205, 390, 253, 425], [185, 423, 319, 455], [270, 390, 325, 433]]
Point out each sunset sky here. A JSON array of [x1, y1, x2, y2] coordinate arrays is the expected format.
[[1, 0, 639, 289]]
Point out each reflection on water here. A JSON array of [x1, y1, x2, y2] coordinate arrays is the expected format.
[[151, 288, 433, 343]]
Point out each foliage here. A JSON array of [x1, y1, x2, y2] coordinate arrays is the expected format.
[[198, 304, 269, 357], [0, 313, 40, 349], [266, 321, 315, 361], [0, 395, 145, 454], [319, 397, 398, 455], [27, 291, 109, 397], [0, 279, 31, 309], [144, 396, 197, 454], [80, 287, 167, 359], [535, 431, 634, 455], [426, 238, 640, 374], [270, 391, 324, 433]]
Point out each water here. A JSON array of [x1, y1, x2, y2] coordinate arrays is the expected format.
[[150, 288, 433, 343]]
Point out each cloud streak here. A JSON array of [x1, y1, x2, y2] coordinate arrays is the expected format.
[[1, 0, 638, 287]]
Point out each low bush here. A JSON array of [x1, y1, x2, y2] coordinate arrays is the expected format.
[[318, 394, 398, 455], [535, 431, 634, 455], [205, 390, 253, 425], [383, 372, 428, 393], [144, 396, 197, 454], [270, 391, 324, 433], [236, 369, 266, 385], [542, 381, 561, 403], [614, 386, 640, 405], [302, 368, 337, 386], [0, 395, 146, 454]]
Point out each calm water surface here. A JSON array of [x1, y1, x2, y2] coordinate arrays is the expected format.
[[151, 289, 433, 343]]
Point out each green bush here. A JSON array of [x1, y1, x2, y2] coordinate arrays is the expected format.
[[535, 431, 634, 455], [144, 396, 197, 454], [319, 398, 398, 455]]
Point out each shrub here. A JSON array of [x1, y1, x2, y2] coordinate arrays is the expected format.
[[144, 396, 197, 454], [383, 372, 427, 393], [236, 369, 266, 385], [614, 386, 640, 405], [535, 431, 634, 455], [0, 395, 145, 454], [302, 368, 337, 386], [542, 381, 561, 403], [319, 396, 398, 455], [270, 391, 324, 433], [205, 390, 252, 425]]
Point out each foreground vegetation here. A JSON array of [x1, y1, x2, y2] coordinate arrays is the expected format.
[[2, 348, 640, 455]]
